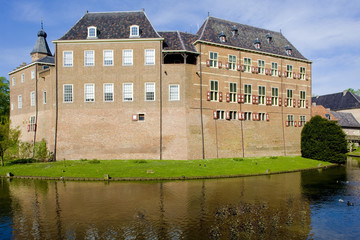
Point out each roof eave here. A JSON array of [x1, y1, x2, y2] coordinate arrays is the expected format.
[[8, 62, 55, 75], [53, 38, 164, 43]]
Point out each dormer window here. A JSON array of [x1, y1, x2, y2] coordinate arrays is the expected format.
[[266, 33, 272, 43], [130, 25, 140, 37], [87, 26, 97, 39], [254, 38, 261, 49], [219, 31, 226, 43], [285, 45, 292, 56], [231, 26, 238, 37]]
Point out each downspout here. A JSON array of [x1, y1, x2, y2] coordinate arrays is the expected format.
[[54, 43, 59, 161], [32, 63, 38, 158], [309, 63, 312, 118], [238, 50, 245, 158], [159, 40, 163, 160], [280, 58, 286, 156], [199, 43, 205, 159]]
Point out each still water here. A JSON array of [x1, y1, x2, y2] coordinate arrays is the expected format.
[[0, 158, 359, 240]]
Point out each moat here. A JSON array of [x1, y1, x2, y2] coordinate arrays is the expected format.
[[1, 157, 359, 239]]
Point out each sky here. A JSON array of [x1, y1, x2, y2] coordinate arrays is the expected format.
[[1, 0, 359, 96]]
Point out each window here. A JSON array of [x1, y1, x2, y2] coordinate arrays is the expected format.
[[258, 86, 265, 105], [31, 70, 35, 79], [244, 58, 251, 72], [229, 83, 237, 103], [18, 95, 22, 109], [259, 113, 266, 121], [271, 62, 278, 76], [130, 25, 139, 37], [123, 83, 133, 102], [300, 67, 306, 80], [325, 114, 331, 120], [245, 112, 252, 121], [145, 83, 155, 101], [145, 49, 155, 65], [244, 84, 252, 103], [228, 55, 236, 70], [300, 116, 306, 126], [288, 115, 294, 126], [11, 103, 13, 111], [84, 84, 95, 102], [84, 50, 95, 66], [63, 51, 73, 67], [29, 116, 36, 132], [12, 77, 15, 86], [104, 83, 114, 102], [272, 87, 279, 106], [210, 80, 218, 101], [21, 74, 25, 83], [230, 111, 237, 120], [103, 50, 114, 66], [63, 84, 73, 103], [258, 60, 265, 74], [169, 84, 180, 101], [87, 26, 97, 38], [286, 65, 293, 78], [287, 89, 293, 107], [300, 91, 306, 108], [139, 114, 145, 121], [30, 91, 35, 106], [123, 49, 133, 66], [43, 91, 47, 104], [216, 110, 225, 120], [209, 52, 218, 68]]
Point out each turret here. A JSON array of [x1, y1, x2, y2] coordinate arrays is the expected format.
[[30, 23, 52, 62]]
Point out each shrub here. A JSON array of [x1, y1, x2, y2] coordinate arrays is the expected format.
[[301, 116, 347, 164], [34, 139, 49, 162], [232, 158, 243, 162], [88, 159, 100, 164], [134, 160, 147, 163]]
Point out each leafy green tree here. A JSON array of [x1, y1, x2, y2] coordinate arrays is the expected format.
[[0, 121, 20, 166], [301, 116, 347, 163], [345, 88, 360, 96], [0, 77, 9, 118]]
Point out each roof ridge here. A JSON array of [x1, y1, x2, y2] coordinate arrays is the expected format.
[[58, 13, 87, 40], [87, 10, 144, 14], [348, 91, 360, 103], [199, 17, 209, 40], [143, 11, 162, 38], [177, 31, 186, 50]]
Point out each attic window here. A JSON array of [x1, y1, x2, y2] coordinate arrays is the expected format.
[[285, 46, 292, 56], [130, 25, 140, 37], [87, 26, 97, 39], [254, 38, 261, 49], [219, 31, 226, 43], [325, 114, 331, 120], [231, 26, 238, 36], [266, 33, 272, 43]]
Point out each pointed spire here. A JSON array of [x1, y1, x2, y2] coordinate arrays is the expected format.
[[30, 20, 52, 62]]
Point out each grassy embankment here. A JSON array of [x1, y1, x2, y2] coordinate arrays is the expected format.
[[348, 147, 360, 156], [0, 156, 332, 179]]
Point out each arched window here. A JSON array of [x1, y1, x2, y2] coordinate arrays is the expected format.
[[130, 25, 139, 37], [87, 26, 97, 38]]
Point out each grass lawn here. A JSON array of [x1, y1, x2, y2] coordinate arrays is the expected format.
[[348, 147, 360, 156], [0, 156, 333, 179]]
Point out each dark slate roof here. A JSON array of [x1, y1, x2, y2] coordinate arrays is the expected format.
[[312, 91, 360, 110], [37, 56, 55, 64], [331, 111, 360, 128], [196, 17, 307, 61], [31, 29, 52, 57], [159, 31, 198, 53], [59, 11, 161, 40]]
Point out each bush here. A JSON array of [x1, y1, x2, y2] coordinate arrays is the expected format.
[[301, 116, 347, 163], [34, 139, 49, 161]]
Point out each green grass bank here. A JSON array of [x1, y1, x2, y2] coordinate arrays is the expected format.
[[348, 147, 360, 156], [0, 156, 333, 180]]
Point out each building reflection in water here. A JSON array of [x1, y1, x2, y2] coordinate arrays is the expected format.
[[6, 171, 317, 239]]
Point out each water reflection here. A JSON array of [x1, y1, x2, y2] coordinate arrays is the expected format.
[[0, 159, 358, 239]]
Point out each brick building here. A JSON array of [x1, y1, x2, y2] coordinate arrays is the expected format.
[[8, 11, 312, 160]]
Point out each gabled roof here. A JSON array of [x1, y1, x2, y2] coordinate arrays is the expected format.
[[312, 105, 338, 121], [196, 16, 308, 61], [31, 29, 52, 57], [59, 11, 161, 40], [312, 91, 360, 110], [331, 111, 360, 128], [159, 31, 198, 53]]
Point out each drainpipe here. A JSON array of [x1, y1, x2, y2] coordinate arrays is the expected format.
[[159, 40, 163, 160], [32, 63, 38, 158], [54, 43, 59, 161], [280, 58, 286, 156], [199, 43, 205, 159], [238, 50, 245, 158]]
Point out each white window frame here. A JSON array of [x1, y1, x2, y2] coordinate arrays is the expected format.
[[103, 50, 114, 66], [300, 91, 306, 108], [21, 74, 25, 83], [11, 103, 13, 111], [287, 89, 293, 107], [30, 91, 35, 106], [245, 112, 252, 121], [300, 116, 306, 126], [87, 26, 97, 38], [18, 95, 22, 109], [258, 60, 265, 74], [63, 51, 73, 67], [288, 115, 294, 126], [43, 91, 47, 104], [145, 49, 155, 65], [244, 57, 251, 72], [259, 113, 266, 121], [209, 52, 218, 68], [287, 65, 293, 78], [84, 84, 95, 102], [145, 82, 155, 101], [122, 49, 133, 66], [31, 70, 35, 80], [271, 62, 278, 76], [244, 84, 252, 104], [228, 55, 236, 70], [12, 77, 15, 86], [169, 84, 180, 101], [300, 67, 306, 80], [210, 80, 219, 101], [216, 110, 225, 120], [258, 86, 265, 105], [84, 50, 95, 66], [272, 87, 279, 106], [63, 84, 73, 103], [229, 83, 237, 103], [130, 25, 139, 37], [29, 116, 36, 132], [103, 83, 114, 102], [123, 83, 133, 102]]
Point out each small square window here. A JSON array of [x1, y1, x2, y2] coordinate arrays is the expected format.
[[130, 25, 139, 37], [139, 114, 145, 121]]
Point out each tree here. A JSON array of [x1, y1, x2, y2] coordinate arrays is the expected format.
[[301, 116, 347, 163], [0, 121, 20, 166], [0, 77, 9, 118], [345, 88, 360, 96]]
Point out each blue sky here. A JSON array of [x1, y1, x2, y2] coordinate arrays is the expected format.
[[1, 0, 359, 95]]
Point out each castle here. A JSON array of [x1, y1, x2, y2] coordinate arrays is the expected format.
[[8, 11, 312, 160]]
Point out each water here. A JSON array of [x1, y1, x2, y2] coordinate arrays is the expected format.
[[0, 157, 359, 239]]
